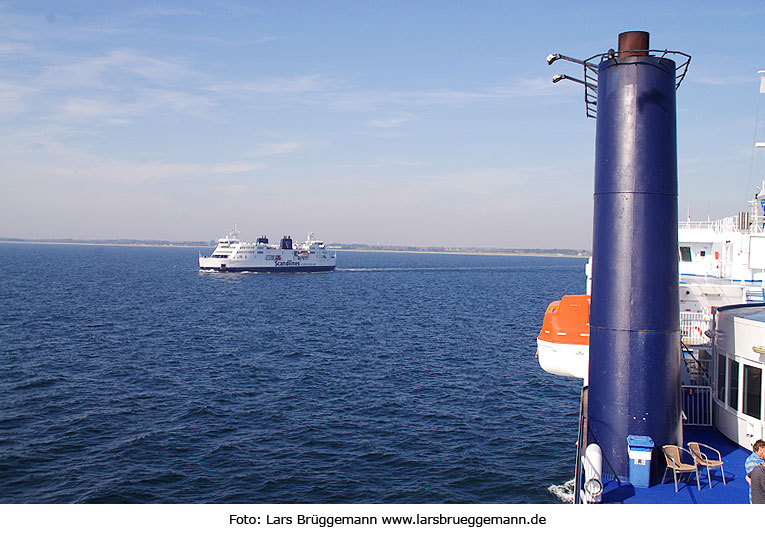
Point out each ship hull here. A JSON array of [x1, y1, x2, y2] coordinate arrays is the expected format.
[[199, 264, 335, 273]]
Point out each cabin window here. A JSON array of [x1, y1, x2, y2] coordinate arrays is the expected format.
[[699, 250, 706, 257], [728, 359, 740, 411], [744, 365, 762, 420], [679, 246, 692, 262], [717, 352, 726, 401]]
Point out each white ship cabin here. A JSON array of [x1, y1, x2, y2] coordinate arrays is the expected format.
[[210, 227, 242, 258], [207, 227, 275, 261], [301, 233, 326, 253], [678, 184, 765, 323], [712, 304, 765, 448], [679, 213, 765, 285]]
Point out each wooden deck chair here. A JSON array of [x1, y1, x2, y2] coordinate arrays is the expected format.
[[688, 441, 726, 489], [662, 445, 700, 492]]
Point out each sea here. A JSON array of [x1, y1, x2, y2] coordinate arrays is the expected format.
[[0, 243, 586, 504]]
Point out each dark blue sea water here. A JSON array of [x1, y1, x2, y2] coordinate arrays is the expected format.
[[0, 244, 586, 503]]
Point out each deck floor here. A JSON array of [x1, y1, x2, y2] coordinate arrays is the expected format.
[[601, 425, 752, 504]]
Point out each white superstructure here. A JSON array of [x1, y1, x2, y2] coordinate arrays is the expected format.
[[199, 227, 336, 272], [678, 184, 765, 313]]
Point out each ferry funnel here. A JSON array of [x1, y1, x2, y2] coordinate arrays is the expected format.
[[546, 32, 692, 482], [588, 31, 683, 481]]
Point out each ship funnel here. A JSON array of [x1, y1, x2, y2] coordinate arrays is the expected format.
[[591, 31, 685, 482], [549, 32, 692, 483]]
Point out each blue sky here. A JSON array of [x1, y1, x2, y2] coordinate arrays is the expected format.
[[0, 1, 763, 248]]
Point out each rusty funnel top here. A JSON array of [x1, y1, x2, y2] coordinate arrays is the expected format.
[[618, 31, 649, 56]]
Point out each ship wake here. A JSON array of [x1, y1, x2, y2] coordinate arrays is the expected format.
[[547, 479, 574, 503]]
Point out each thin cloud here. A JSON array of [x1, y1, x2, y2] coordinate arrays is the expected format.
[[0, 136, 266, 185], [693, 74, 758, 86], [0, 82, 37, 115], [133, 7, 203, 17], [41, 48, 200, 89], [249, 142, 301, 157], [367, 112, 417, 128], [327, 76, 561, 111], [209, 162, 265, 174], [206, 74, 340, 95], [392, 77, 557, 104], [0, 42, 34, 55], [212, 184, 253, 195], [329, 158, 427, 170], [58, 98, 115, 118], [50, 91, 218, 123]]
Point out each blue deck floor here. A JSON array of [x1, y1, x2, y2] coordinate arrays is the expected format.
[[601, 425, 751, 504]]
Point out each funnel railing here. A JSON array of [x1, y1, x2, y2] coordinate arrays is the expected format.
[[550, 50, 691, 119]]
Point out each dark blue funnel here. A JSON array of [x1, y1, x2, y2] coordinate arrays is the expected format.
[[587, 36, 681, 480]]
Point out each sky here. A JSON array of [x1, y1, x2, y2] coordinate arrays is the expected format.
[[0, 1, 764, 249]]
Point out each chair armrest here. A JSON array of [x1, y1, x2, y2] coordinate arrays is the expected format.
[[698, 442, 723, 462]]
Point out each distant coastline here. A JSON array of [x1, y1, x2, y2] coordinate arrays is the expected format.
[[0, 238, 590, 258], [333, 247, 588, 258], [0, 238, 209, 248]]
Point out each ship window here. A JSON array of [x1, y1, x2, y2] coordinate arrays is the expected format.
[[728, 359, 739, 411], [743, 365, 762, 420], [717, 352, 726, 401], [699, 250, 706, 257], [680, 246, 692, 262]]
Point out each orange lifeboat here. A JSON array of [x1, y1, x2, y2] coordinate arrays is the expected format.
[[537, 295, 590, 382]]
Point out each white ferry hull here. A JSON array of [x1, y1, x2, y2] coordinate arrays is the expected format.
[[199, 261, 335, 273]]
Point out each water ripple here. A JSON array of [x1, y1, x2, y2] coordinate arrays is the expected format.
[[0, 245, 585, 503]]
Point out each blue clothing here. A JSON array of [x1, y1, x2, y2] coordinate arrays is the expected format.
[[745, 452, 764, 503]]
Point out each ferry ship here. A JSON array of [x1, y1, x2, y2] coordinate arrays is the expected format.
[[539, 32, 765, 504], [198, 227, 336, 272]]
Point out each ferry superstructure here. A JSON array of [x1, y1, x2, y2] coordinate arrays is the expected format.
[[198, 227, 336, 272], [678, 187, 765, 313]]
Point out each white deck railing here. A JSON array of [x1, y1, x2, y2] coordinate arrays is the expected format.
[[681, 385, 712, 426], [680, 311, 711, 346]]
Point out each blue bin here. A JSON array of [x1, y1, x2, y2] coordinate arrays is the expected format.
[[626, 435, 654, 488]]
